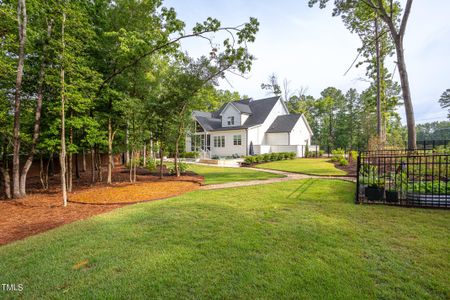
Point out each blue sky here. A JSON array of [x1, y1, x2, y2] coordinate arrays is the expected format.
[[165, 0, 450, 124]]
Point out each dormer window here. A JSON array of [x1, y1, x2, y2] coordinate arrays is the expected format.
[[227, 116, 235, 126]]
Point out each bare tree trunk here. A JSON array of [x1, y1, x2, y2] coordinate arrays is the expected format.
[[395, 38, 416, 149], [107, 117, 115, 185], [375, 16, 383, 145], [82, 148, 86, 172], [0, 166, 11, 199], [159, 145, 164, 179], [90, 148, 95, 184], [39, 155, 49, 190], [67, 126, 73, 192], [97, 149, 102, 182], [129, 150, 133, 182], [12, 0, 28, 199], [75, 153, 80, 179], [143, 143, 146, 168], [125, 123, 130, 165], [377, 0, 416, 149], [60, 12, 67, 207], [149, 136, 154, 159], [19, 20, 52, 197]]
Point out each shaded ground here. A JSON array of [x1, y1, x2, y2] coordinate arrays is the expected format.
[[0, 179, 448, 299], [0, 166, 202, 245]]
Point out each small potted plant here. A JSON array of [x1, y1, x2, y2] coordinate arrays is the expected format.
[[386, 172, 408, 203], [364, 177, 385, 201]]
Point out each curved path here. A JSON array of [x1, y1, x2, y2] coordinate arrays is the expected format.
[[200, 166, 356, 190]]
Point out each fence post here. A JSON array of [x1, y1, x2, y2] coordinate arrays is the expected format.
[[355, 153, 361, 204]]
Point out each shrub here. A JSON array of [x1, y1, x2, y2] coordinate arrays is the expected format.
[[146, 158, 157, 171], [244, 156, 255, 164], [287, 152, 296, 159], [319, 150, 325, 157], [270, 152, 279, 161], [168, 162, 189, 175], [181, 152, 199, 159], [339, 157, 349, 166], [262, 153, 271, 162], [350, 150, 358, 161]]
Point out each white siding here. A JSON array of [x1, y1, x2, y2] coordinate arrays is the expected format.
[[260, 99, 289, 145], [185, 136, 191, 152], [289, 115, 312, 145], [220, 104, 241, 127], [210, 130, 247, 157], [266, 133, 289, 145]]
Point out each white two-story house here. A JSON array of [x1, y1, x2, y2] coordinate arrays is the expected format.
[[185, 96, 314, 158]]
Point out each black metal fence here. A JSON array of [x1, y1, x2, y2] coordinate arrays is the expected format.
[[356, 149, 450, 208]]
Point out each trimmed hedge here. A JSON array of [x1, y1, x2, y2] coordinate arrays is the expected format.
[[180, 151, 199, 159], [243, 152, 296, 165]]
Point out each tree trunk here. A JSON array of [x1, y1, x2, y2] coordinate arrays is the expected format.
[[129, 150, 133, 183], [39, 155, 49, 190], [107, 117, 114, 184], [125, 123, 130, 165], [82, 148, 86, 172], [19, 19, 52, 197], [0, 166, 11, 200], [395, 38, 416, 149], [143, 143, 146, 168], [12, 0, 28, 199], [375, 17, 383, 145], [60, 11, 67, 207], [75, 153, 80, 179], [159, 145, 164, 179], [90, 148, 95, 184], [67, 125, 73, 192], [97, 149, 102, 182]]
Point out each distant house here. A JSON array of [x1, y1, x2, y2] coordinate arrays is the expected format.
[[186, 96, 315, 158]]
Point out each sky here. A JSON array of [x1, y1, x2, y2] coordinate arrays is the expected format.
[[165, 0, 450, 124]]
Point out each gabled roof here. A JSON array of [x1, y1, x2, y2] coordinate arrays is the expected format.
[[266, 114, 302, 133], [193, 96, 281, 131]]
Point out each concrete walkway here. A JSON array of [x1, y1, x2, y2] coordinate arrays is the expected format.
[[200, 166, 356, 190]]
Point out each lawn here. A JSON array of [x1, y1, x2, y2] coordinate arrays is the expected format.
[[1, 179, 449, 299], [255, 158, 348, 176], [187, 163, 283, 185]]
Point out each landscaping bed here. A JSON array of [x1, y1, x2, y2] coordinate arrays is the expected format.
[[0, 166, 203, 245]]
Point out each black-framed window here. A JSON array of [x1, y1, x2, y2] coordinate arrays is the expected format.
[[233, 135, 242, 146], [227, 116, 235, 126], [213, 136, 225, 147]]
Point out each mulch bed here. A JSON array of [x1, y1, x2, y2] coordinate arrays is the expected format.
[[0, 166, 203, 246], [333, 160, 357, 176]]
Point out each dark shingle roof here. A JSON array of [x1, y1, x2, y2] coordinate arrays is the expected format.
[[266, 114, 302, 133], [193, 96, 281, 131]]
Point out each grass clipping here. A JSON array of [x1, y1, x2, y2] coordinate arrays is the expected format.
[[69, 181, 200, 204]]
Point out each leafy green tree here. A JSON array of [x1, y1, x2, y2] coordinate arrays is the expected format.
[[439, 89, 450, 118]]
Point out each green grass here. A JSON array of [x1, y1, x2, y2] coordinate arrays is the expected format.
[[255, 158, 348, 176], [1, 180, 449, 299], [187, 163, 283, 185]]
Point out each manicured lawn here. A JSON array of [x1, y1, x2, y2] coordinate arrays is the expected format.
[[188, 163, 283, 185], [255, 158, 348, 176], [1, 180, 449, 299]]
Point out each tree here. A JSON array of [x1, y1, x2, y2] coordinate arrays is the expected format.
[[12, 0, 28, 198], [261, 73, 281, 96], [439, 89, 450, 118], [309, 0, 417, 149]]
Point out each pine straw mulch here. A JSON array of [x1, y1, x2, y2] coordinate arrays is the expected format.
[[0, 166, 203, 246]]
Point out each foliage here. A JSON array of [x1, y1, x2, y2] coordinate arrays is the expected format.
[[350, 150, 358, 161], [181, 151, 200, 159], [439, 89, 450, 118], [243, 152, 295, 165], [409, 181, 450, 195], [168, 162, 189, 175], [338, 157, 349, 166]]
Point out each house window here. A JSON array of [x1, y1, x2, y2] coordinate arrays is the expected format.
[[233, 135, 242, 146], [214, 136, 225, 147], [227, 116, 235, 126]]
